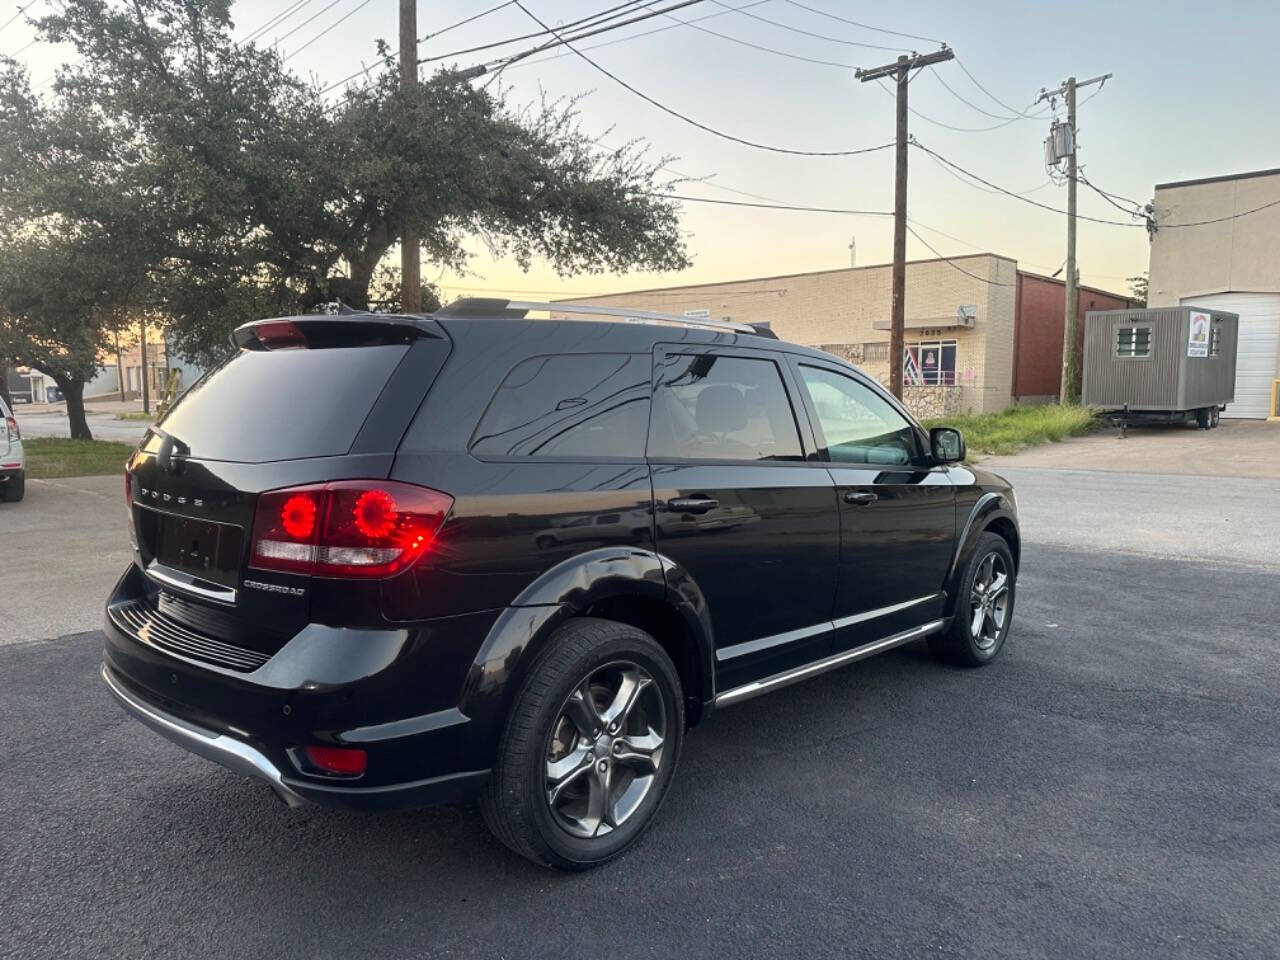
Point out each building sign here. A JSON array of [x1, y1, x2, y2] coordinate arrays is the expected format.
[[1188, 311, 1211, 357], [683, 308, 711, 319]]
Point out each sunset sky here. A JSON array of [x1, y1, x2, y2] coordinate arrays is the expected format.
[[10, 0, 1279, 301]]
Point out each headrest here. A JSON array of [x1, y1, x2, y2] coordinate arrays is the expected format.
[[695, 384, 747, 434]]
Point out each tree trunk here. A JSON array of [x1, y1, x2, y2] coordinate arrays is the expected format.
[[0, 367, 11, 409], [56, 377, 92, 440]]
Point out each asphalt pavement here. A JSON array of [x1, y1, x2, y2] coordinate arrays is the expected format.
[[3, 461, 1279, 959]]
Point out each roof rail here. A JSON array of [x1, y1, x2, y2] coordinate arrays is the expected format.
[[435, 297, 763, 336]]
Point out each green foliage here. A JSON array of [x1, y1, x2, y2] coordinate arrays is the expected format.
[[1127, 273, 1148, 308], [23, 437, 136, 478], [3, 0, 690, 368], [923, 404, 1098, 457]]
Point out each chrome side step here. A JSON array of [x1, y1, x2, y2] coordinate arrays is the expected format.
[[714, 619, 945, 708]]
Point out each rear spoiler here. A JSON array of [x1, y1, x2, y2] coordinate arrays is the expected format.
[[231, 314, 446, 351]]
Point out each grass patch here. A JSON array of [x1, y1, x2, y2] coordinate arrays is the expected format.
[[113, 411, 155, 421], [23, 437, 135, 478], [923, 404, 1098, 457]]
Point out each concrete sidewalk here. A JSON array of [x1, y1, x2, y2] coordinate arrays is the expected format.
[[0, 475, 131, 644]]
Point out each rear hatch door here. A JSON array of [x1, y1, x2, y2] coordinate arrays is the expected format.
[[124, 316, 451, 656]]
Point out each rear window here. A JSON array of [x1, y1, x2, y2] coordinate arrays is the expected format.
[[157, 345, 409, 462], [470, 354, 650, 459]]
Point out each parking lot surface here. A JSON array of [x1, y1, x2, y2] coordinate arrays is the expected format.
[[4, 453, 1279, 959]]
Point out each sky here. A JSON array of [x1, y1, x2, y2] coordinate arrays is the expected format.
[[7, 0, 1280, 301]]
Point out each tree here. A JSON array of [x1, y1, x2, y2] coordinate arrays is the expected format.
[[29, 1, 690, 366], [1127, 273, 1148, 308]]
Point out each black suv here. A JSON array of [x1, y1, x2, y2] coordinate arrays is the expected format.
[[104, 299, 1019, 870]]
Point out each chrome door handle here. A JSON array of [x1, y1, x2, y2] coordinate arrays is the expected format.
[[667, 497, 719, 513], [843, 491, 878, 505]]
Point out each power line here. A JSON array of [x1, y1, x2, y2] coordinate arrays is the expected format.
[[272, 0, 347, 48], [923, 148, 1054, 196], [647, 3, 855, 69], [510, 0, 895, 157], [5, 35, 37, 57], [284, 0, 375, 62], [420, 1, 517, 43], [0, 1, 37, 34], [499, 0, 769, 72], [777, 0, 943, 45], [873, 78, 1024, 133], [652, 192, 893, 216], [421, 0, 647, 64], [910, 139, 1145, 226], [1158, 196, 1280, 229], [1077, 170, 1144, 218], [929, 65, 1027, 121], [953, 57, 1040, 119], [905, 224, 1014, 286], [243, 0, 315, 44], [708, 0, 909, 52]]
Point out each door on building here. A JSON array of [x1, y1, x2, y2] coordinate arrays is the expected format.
[[647, 347, 840, 691], [786, 359, 956, 653], [1181, 293, 1280, 418]]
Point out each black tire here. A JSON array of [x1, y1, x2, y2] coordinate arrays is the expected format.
[[1210, 407, 1221, 429], [929, 532, 1016, 667], [1196, 407, 1211, 429], [480, 617, 684, 870], [2, 471, 23, 503]]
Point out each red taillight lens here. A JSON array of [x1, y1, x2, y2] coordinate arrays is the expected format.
[[302, 745, 367, 776], [250, 480, 452, 578], [5, 416, 18, 441]]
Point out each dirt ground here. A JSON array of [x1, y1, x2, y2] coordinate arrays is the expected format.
[[981, 419, 1280, 479]]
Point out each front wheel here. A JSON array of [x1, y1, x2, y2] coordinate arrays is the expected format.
[[929, 532, 1016, 667], [481, 618, 684, 870]]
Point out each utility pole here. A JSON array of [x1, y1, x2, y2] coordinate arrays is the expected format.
[[139, 315, 150, 415], [1038, 72, 1110, 403], [399, 0, 421, 313], [856, 47, 955, 400]]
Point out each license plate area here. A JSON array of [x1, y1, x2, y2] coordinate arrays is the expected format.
[[137, 507, 244, 590]]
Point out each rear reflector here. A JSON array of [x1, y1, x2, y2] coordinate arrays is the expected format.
[[303, 745, 367, 776], [249, 480, 453, 578]]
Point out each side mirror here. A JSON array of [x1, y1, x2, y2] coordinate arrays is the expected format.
[[930, 426, 966, 463]]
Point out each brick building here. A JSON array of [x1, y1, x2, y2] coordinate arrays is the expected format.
[[555, 254, 1133, 417]]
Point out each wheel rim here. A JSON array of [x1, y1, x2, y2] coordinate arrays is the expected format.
[[544, 660, 667, 839], [969, 551, 1010, 651]]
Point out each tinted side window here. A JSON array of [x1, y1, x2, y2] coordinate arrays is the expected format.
[[471, 354, 650, 458], [649, 354, 803, 462], [798, 365, 920, 466]]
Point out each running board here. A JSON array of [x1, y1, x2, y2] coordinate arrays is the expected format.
[[714, 619, 946, 709]]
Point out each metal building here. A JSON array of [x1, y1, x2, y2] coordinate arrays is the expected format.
[[1082, 306, 1239, 422]]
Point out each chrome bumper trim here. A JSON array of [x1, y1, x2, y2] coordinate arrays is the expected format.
[[100, 662, 306, 807], [715, 619, 946, 708]]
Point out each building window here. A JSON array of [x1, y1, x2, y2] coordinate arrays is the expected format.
[[1116, 326, 1151, 358], [862, 342, 888, 363], [904, 340, 957, 386]]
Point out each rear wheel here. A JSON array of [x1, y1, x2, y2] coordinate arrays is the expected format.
[[481, 617, 684, 870], [929, 532, 1015, 667], [1211, 407, 1221, 428], [1196, 407, 1211, 429], [2, 471, 23, 502]]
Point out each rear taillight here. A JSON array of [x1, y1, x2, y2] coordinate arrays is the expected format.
[[4, 416, 17, 441], [302, 745, 367, 777], [249, 480, 453, 578], [252, 319, 307, 350]]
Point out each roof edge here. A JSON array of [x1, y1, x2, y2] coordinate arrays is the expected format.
[[1155, 167, 1280, 191]]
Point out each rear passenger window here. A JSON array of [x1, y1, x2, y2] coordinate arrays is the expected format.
[[649, 354, 803, 462], [471, 354, 650, 458]]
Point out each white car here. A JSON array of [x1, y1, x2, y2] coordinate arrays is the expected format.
[[1, 394, 25, 502]]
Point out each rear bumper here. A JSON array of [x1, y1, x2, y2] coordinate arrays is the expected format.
[[101, 564, 501, 811], [1, 466, 21, 479], [102, 662, 489, 809]]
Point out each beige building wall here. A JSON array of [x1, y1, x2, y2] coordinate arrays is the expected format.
[[1148, 169, 1280, 306], [555, 254, 1018, 415]]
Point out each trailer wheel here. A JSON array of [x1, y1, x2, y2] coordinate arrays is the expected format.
[[1210, 407, 1221, 429], [1195, 407, 1211, 429]]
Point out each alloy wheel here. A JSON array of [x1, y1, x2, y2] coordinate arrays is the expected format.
[[969, 551, 1010, 651], [544, 661, 667, 839]]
